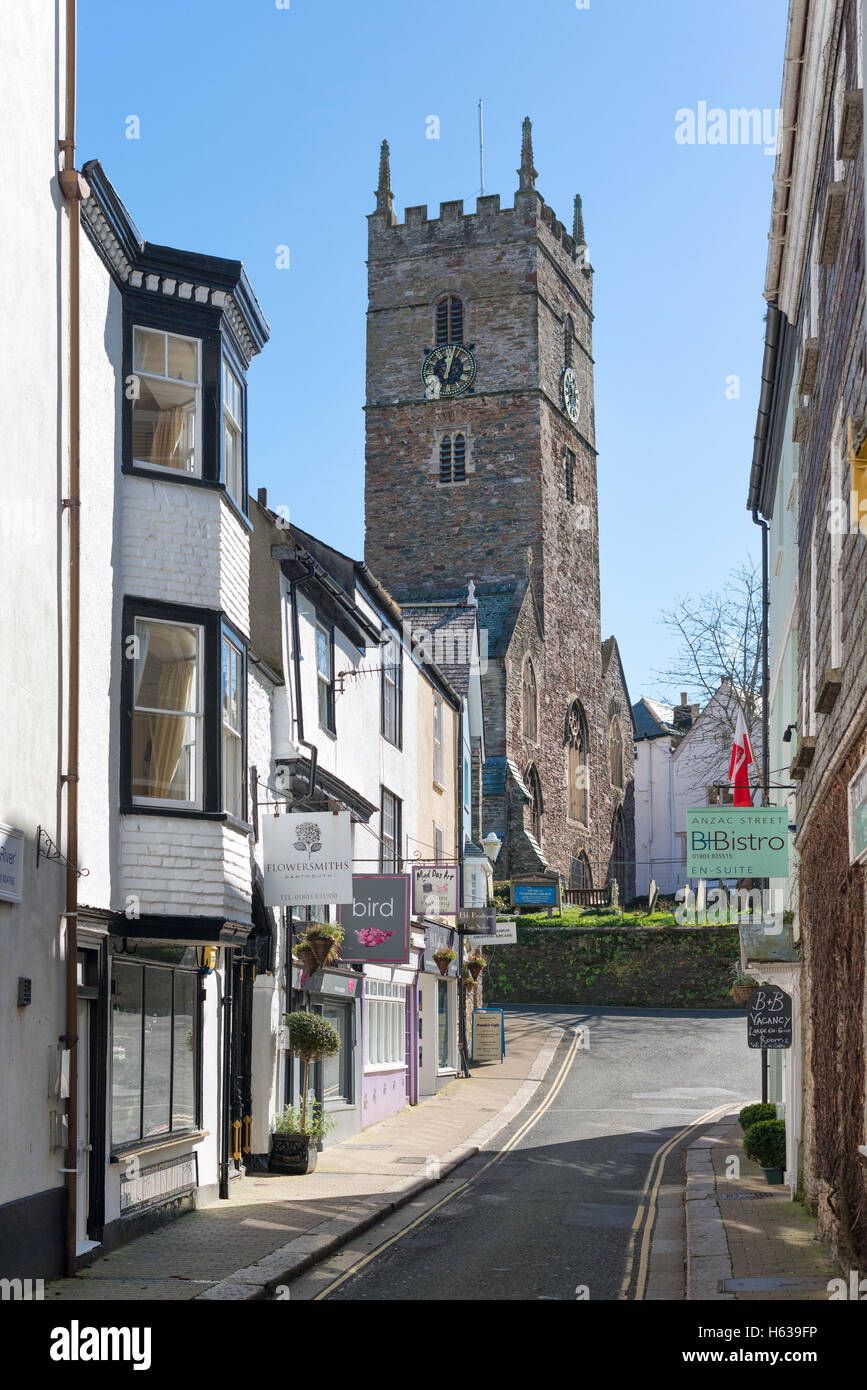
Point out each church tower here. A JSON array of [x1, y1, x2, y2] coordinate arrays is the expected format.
[[364, 122, 634, 896]]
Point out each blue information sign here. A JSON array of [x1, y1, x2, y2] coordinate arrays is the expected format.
[[472, 1008, 505, 1062], [513, 882, 558, 906]]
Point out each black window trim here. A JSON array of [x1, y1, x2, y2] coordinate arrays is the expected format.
[[121, 297, 251, 521], [120, 595, 250, 825], [380, 786, 403, 873], [380, 633, 403, 749], [315, 616, 337, 736]]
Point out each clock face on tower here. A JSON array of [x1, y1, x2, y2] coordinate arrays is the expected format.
[[562, 366, 580, 423], [422, 344, 476, 399]]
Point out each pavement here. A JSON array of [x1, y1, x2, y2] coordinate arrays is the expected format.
[[44, 1011, 562, 1302], [648, 1114, 839, 1301]]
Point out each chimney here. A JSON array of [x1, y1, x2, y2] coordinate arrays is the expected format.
[[673, 693, 695, 733]]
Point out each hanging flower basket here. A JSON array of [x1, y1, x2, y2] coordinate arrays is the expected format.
[[305, 923, 344, 970], [432, 948, 455, 976], [295, 945, 317, 976], [467, 958, 485, 981]]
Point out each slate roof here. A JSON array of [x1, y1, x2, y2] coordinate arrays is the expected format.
[[482, 757, 532, 798], [399, 603, 477, 698], [632, 698, 677, 740], [399, 580, 530, 660]]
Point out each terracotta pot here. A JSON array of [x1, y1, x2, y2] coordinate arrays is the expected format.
[[295, 946, 317, 976], [307, 936, 334, 969], [730, 985, 754, 1006], [468, 960, 483, 981], [434, 956, 452, 976]]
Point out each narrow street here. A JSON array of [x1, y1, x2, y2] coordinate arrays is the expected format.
[[283, 1006, 754, 1302]]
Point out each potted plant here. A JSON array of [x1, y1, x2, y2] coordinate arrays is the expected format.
[[274, 1011, 341, 1174], [742, 1117, 786, 1184], [461, 967, 475, 994], [432, 947, 456, 977], [467, 952, 486, 981], [270, 1100, 336, 1175], [305, 922, 343, 970], [730, 968, 758, 1006]]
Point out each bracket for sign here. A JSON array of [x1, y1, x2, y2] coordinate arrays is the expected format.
[[36, 825, 89, 878]]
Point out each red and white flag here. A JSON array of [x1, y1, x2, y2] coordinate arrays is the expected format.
[[728, 707, 755, 807]]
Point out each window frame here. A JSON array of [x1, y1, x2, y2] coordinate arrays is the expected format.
[[434, 294, 464, 346], [433, 696, 444, 786], [221, 628, 247, 822], [566, 700, 589, 825], [565, 449, 576, 504], [121, 597, 249, 823], [364, 978, 407, 1070], [130, 612, 204, 811], [315, 618, 336, 735], [380, 787, 403, 873], [122, 301, 250, 519], [380, 632, 402, 748], [221, 348, 247, 510], [437, 978, 454, 1071], [130, 325, 202, 478]]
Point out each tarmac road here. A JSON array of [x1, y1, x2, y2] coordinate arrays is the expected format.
[[283, 1005, 756, 1302]]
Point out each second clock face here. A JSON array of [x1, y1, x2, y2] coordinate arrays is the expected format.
[[562, 366, 581, 423], [422, 345, 476, 399]]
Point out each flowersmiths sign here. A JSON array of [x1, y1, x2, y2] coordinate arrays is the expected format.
[[262, 811, 353, 907], [686, 807, 789, 879]]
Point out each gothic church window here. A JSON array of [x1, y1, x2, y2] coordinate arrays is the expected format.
[[439, 433, 466, 483], [564, 314, 574, 367], [522, 658, 538, 741], [566, 700, 588, 824], [435, 295, 464, 345], [526, 764, 543, 846], [570, 852, 592, 890], [610, 806, 627, 889], [609, 717, 624, 789]]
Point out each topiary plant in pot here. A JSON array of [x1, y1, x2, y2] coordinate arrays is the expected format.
[[273, 1011, 341, 1174], [738, 1102, 777, 1131], [742, 1118, 786, 1184]]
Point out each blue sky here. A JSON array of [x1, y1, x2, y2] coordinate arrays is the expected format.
[[79, 0, 788, 702]]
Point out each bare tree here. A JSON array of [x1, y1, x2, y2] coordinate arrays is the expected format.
[[654, 560, 763, 789]]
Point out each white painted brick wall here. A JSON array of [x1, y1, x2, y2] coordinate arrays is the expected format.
[[121, 477, 249, 636], [119, 817, 253, 923]]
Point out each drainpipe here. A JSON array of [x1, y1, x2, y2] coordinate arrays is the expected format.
[[219, 948, 234, 1199], [456, 700, 469, 1079], [752, 507, 771, 1108], [58, 0, 85, 1277], [752, 509, 771, 802]]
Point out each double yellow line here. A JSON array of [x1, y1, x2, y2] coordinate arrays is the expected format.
[[619, 1101, 734, 1301], [313, 1026, 583, 1300]]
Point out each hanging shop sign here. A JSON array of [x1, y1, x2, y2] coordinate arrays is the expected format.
[[338, 874, 410, 964], [0, 823, 23, 904], [457, 905, 498, 932], [848, 756, 867, 866], [685, 807, 789, 880], [746, 985, 793, 1050], [512, 879, 559, 908], [412, 863, 459, 916], [262, 811, 353, 907], [468, 921, 518, 947], [472, 1008, 506, 1062]]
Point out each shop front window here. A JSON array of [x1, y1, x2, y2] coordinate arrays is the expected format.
[[364, 979, 406, 1068], [437, 979, 451, 1069], [320, 1001, 352, 1104], [111, 959, 199, 1149]]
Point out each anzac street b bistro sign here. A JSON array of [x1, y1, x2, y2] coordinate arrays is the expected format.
[[686, 806, 789, 880]]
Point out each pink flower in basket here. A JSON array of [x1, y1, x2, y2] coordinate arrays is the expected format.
[[356, 927, 396, 948]]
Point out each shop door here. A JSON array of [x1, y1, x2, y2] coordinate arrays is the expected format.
[[75, 998, 92, 1246]]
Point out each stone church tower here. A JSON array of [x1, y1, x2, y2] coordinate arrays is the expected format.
[[364, 120, 635, 898]]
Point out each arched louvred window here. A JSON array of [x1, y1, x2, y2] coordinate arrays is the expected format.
[[522, 658, 537, 741], [440, 435, 453, 482], [526, 764, 543, 846], [439, 433, 467, 484], [453, 433, 466, 481], [566, 699, 588, 824], [564, 314, 574, 368], [609, 716, 624, 789], [435, 295, 464, 345]]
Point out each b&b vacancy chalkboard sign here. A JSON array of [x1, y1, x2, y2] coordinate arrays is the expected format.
[[746, 985, 793, 1050]]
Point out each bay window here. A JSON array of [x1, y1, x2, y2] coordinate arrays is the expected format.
[[132, 327, 200, 475], [222, 358, 244, 504], [132, 618, 202, 806], [123, 600, 248, 821], [364, 980, 406, 1068]]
